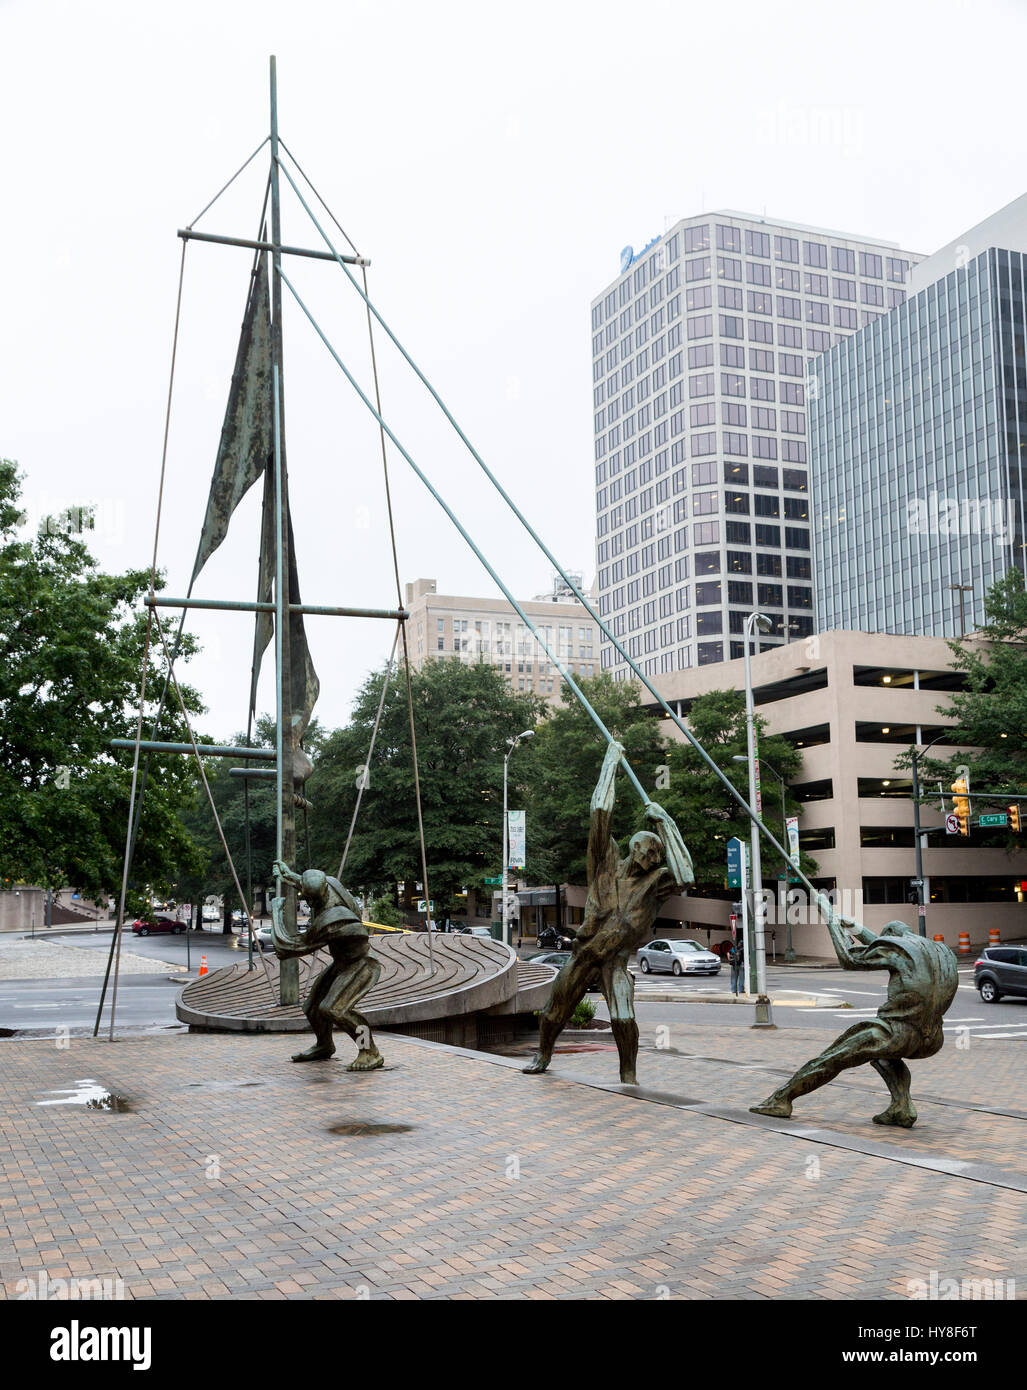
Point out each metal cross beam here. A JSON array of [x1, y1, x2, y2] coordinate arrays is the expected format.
[[110, 739, 275, 759], [145, 596, 407, 620], [178, 228, 369, 266]]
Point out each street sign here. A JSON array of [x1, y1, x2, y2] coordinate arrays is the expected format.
[[979, 813, 1008, 827], [483, 876, 502, 886], [416, 899, 434, 914], [944, 813, 959, 835], [726, 836, 743, 889]]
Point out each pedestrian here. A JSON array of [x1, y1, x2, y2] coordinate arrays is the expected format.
[[730, 935, 746, 996]]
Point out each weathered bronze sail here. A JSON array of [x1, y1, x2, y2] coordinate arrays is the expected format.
[[191, 253, 319, 739]]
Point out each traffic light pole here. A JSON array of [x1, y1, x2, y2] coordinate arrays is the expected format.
[[910, 750, 927, 938], [911, 733, 949, 938]]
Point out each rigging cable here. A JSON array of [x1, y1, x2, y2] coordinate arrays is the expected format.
[[338, 622, 400, 878], [151, 610, 277, 1000], [95, 239, 188, 1039], [276, 152, 810, 891]]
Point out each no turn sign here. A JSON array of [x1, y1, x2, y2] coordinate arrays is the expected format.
[[945, 812, 959, 834]]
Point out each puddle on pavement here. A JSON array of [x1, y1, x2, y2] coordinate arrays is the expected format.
[[35, 1079, 132, 1112], [327, 1121, 414, 1136], [183, 1080, 268, 1091]]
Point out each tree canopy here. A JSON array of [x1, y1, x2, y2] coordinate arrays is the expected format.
[[920, 567, 1027, 844], [0, 460, 204, 898], [653, 688, 808, 887], [517, 673, 665, 885], [306, 658, 540, 911], [518, 680, 808, 889]]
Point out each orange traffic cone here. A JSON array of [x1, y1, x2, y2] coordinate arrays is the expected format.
[[198, 954, 208, 977]]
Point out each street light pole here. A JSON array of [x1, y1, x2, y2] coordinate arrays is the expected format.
[[502, 730, 534, 948], [911, 731, 948, 939], [947, 583, 973, 640], [735, 754, 792, 961], [744, 612, 774, 1027]]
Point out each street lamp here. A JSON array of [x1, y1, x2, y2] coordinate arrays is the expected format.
[[734, 753, 793, 961], [911, 730, 949, 938], [503, 730, 534, 948], [743, 612, 774, 1025]]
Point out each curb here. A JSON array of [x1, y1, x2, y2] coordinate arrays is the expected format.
[[632, 990, 840, 1008]]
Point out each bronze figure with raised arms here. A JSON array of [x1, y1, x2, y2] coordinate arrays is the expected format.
[[523, 741, 693, 1084]]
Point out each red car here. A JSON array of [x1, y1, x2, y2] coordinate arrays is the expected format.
[[131, 916, 185, 937]]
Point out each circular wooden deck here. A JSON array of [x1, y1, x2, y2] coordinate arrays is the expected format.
[[176, 933, 554, 1033]]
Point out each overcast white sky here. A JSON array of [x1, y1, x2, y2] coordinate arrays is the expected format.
[[3, 0, 1026, 737]]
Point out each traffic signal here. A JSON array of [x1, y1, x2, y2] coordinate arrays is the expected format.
[[1010, 804, 1022, 833], [951, 777, 970, 836]]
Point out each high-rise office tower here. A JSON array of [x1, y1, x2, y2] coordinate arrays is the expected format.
[[811, 192, 1027, 638], [590, 212, 922, 677]]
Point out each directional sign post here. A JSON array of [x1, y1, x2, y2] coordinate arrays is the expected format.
[[727, 836, 744, 890]]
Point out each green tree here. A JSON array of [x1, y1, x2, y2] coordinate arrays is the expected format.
[[175, 716, 327, 928], [655, 689, 808, 889], [306, 659, 540, 912], [918, 567, 1027, 841], [518, 673, 666, 885], [0, 460, 204, 899]]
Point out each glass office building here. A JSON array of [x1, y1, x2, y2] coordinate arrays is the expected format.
[[810, 243, 1027, 637], [590, 212, 921, 677]]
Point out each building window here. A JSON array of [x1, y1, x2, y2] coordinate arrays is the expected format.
[[774, 236, 799, 263], [697, 641, 724, 664], [745, 229, 770, 258]]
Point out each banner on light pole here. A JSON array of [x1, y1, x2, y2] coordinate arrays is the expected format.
[[786, 815, 800, 865], [507, 810, 526, 870]]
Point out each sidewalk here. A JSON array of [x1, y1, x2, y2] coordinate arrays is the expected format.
[[1, 1023, 1024, 1300]]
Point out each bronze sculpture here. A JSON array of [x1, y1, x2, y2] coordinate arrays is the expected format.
[[271, 859, 384, 1070], [750, 892, 957, 1127], [523, 741, 693, 1084]]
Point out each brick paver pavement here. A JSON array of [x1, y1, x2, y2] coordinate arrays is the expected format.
[[0, 1026, 1024, 1300]]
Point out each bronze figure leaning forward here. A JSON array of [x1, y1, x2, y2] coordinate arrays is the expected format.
[[750, 892, 958, 1127], [523, 740, 693, 1084], [271, 859, 384, 1071]]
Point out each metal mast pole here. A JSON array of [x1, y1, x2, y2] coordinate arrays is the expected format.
[[270, 55, 299, 1005], [502, 750, 509, 948]]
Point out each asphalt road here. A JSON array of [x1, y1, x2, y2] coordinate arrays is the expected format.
[[605, 962, 1027, 1041], [3, 934, 1027, 1043], [0, 928, 259, 1038]]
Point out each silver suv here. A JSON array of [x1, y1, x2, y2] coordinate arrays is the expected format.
[[975, 946, 1027, 1003]]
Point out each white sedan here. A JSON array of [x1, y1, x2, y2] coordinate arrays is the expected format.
[[636, 939, 721, 976]]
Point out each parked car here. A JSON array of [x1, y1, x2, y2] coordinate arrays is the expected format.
[[529, 950, 571, 969], [526, 950, 601, 992], [536, 924, 574, 951], [131, 916, 185, 937], [636, 938, 721, 976], [975, 946, 1027, 1003], [235, 924, 272, 950]]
